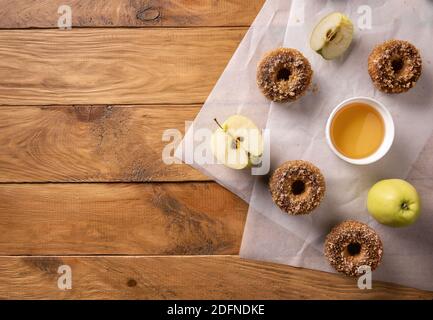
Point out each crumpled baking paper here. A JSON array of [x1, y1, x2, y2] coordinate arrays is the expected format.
[[241, 0, 433, 292], [177, 0, 433, 291]]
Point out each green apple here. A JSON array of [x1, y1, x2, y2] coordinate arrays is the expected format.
[[367, 179, 421, 227], [310, 12, 354, 60], [211, 115, 263, 170]]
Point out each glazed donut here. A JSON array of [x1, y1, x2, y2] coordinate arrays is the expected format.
[[257, 48, 313, 102], [269, 160, 325, 215], [324, 220, 383, 277], [368, 40, 422, 93]]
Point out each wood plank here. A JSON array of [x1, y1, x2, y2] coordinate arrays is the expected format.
[[0, 0, 265, 28], [0, 105, 207, 182], [1, 105, 433, 183], [0, 27, 245, 106], [0, 183, 246, 255], [0, 255, 431, 299]]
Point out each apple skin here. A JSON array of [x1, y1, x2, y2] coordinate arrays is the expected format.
[[367, 179, 421, 227]]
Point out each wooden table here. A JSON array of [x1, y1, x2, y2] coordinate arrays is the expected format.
[[0, 0, 431, 300]]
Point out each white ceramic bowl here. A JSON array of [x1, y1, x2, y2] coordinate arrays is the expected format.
[[325, 97, 395, 165]]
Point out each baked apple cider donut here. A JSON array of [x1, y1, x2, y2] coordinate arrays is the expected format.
[[325, 220, 383, 277], [257, 48, 313, 102], [269, 160, 325, 215], [368, 39, 422, 93]]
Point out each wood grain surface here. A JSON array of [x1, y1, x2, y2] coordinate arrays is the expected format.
[[0, 105, 432, 183], [0, 28, 245, 106], [0, 256, 431, 300], [0, 0, 265, 28], [0, 183, 246, 255], [0, 0, 431, 300], [0, 105, 206, 182]]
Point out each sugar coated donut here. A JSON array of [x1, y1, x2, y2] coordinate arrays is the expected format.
[[257, 48, 313, 102], [368, 39, 422, 93], [325, 220, 383, 277], [269, 160, 325, 215]]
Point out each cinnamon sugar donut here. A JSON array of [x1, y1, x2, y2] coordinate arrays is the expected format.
[[325, 220, 383, 277], [269, 160, 325, 215], [257, 48, 313, 102], [368, 40, 422, 93]]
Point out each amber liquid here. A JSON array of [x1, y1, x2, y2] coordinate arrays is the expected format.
[[330, 102, 385, 159]]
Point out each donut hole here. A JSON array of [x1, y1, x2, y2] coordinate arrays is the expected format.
[[276, 68, 291, 82], [291, 180, 305, 195], [391, 57, 404, 74], [345, 242, 362, 257]]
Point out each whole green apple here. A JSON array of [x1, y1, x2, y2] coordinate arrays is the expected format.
[[367, 179, 421, 227]]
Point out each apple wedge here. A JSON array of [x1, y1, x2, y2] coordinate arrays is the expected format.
[[211, 115, 264, 170], [310, 12, 354, 60]]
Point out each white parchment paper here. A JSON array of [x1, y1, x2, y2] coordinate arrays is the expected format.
[[176, 0, 433, 291], [241, 0, 433, 291]]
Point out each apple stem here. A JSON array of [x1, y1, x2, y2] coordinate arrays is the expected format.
[[214, 118, 237, 141], [213, 118, 224, 130]]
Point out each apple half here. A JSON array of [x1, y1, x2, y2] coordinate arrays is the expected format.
[[310, 12, 354, 60], [211, 115, 263, 170]]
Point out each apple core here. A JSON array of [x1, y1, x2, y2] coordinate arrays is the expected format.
[[326, 29, 337, 42], [231, 136, 243, 149]]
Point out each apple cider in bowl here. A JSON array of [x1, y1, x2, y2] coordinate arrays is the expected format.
[[325, 97, 394, 165], [330, 102, 385, 159]]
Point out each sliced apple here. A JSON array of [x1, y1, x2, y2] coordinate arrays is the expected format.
[[310, 12, 354, 60], [211, 115, 263, 170], [211, 126, 249, 169]]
